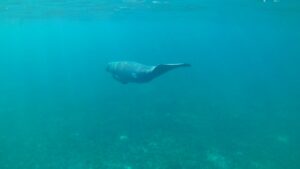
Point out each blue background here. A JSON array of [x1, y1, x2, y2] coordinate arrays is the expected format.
[[0, 1, 299, 168]]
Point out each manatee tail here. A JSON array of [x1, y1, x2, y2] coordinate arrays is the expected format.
[[150, 63, 191, 78]]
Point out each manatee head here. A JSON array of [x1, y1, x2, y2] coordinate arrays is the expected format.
[[106, 62, 115, 73]]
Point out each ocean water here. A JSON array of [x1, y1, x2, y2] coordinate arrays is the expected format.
[[0, 0, 300, 169]]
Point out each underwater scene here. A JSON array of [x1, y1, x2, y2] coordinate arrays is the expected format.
[[0, 0, 300, 169]]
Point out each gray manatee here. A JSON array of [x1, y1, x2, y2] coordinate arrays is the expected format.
[[106, 61, 191, 84]]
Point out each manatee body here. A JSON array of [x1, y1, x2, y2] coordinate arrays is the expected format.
[[106, 61, 191, 84]]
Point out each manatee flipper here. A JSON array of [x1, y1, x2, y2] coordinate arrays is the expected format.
[[113, 75, 127, 84], [151, 63, 191, 78]]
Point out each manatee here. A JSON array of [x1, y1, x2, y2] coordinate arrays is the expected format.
[[106, 61, 191, 84]]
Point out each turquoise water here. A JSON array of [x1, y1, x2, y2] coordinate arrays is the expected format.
[[0, 1, 300, 169]]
